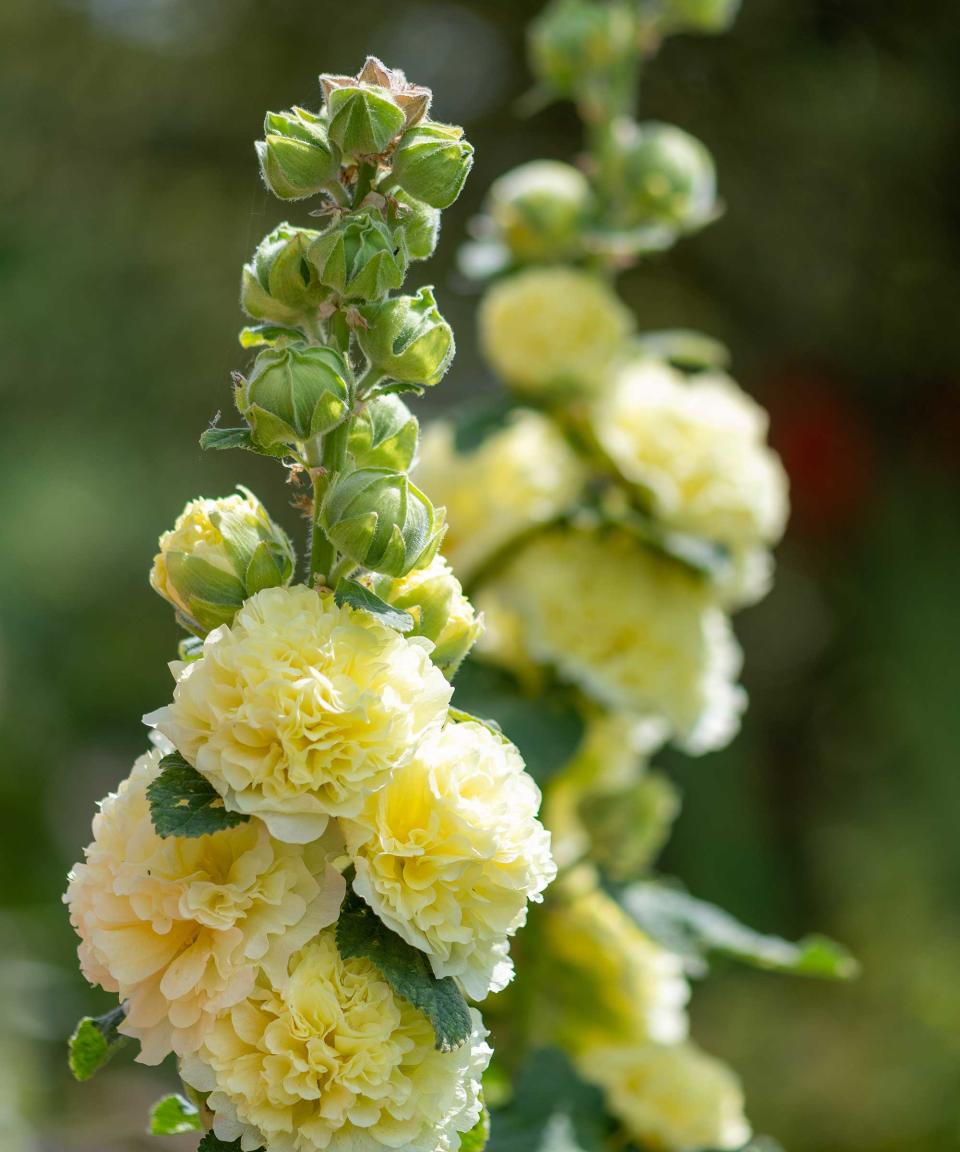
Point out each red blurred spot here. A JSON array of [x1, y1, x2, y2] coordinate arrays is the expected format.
[[761, 364, 876, 539]]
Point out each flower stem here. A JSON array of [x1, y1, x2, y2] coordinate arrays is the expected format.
[[308, 417, 351, 587]]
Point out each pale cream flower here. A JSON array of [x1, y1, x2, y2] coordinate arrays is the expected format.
[[479, 267, 634, 395], [482, 528, 745, 754], [541, 874, 689, 1053], [146, 585, 452, 844], [414, 410, 585, 582], [342, 720, 556, 1000], [64, 748, 345, 1065], [581, 1041, 751, 1152], [593, 360, 789, 606], [180, 931, 491, 1152], [150, 488, 295, 632], [367, 555, 483, 678]]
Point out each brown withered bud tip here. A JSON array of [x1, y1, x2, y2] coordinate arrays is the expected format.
[[319, 56, 431, 129]]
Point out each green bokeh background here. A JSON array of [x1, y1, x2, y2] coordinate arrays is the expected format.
[[1, 1, 958, 1149]]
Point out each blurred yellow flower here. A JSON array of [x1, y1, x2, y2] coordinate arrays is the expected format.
[[593, 360, 789, 605], [479, 266, 633, 394], [180, 931, 491, 1152], [540, 876, 689, 1052], [482, 528, 745, 754], [414, 410, 585, 582], [581, 1041, 751, 1152], [147, 585, 452, 844], [342, 720, 556, 999], [64, 747, 345, 1065]]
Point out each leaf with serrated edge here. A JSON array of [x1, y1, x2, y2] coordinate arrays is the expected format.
[[147, 752, 249, 839], [336, 889, 471, 1052], [619, 882, 859, 980], [335, 578, 414, 633], [149, 1094, 201, 1136], [68, 1004, 128, 1081]]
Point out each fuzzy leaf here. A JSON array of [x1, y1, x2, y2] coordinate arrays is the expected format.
[[148, 1094, 201, 1136], [619, 882, 859, 980], [147, 752, 249, 839], [336, 888, 472, 1052], [335, 579, 414, 633], [68, 1004, 128, 1081]]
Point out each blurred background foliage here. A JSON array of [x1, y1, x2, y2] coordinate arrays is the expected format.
[[1, 0, 958, 1149]]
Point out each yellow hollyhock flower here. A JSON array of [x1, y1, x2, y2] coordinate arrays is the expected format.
[[180, 930, 491, 1152], [64, 747, 345, 1064], [146, 585, 452, 844], [342, 720, 555, 1000]]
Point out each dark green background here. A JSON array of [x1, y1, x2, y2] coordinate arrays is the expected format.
[[1, 1, 958, 1149]]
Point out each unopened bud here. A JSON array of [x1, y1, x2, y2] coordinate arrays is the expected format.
[[358, 286, 454, 387], [348, 395, 419, 472], [488, 160, 594, 262], [241, 224, 328, 325], [320, 467, 444, 577], [256, 107, 341, 200], [610, 120, 717, 233], [150, 489, 295, 633], [367, 555, 483, 678], [324, 85, 407, 160], [237, 344, 350, 451], [390, 121, 473, 209], [307, 212, 408, 302], [529, 0, 637, 102], [388, 190, 441, 262], [322, 57, 431, 132]]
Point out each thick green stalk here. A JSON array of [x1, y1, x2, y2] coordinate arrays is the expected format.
[[308, 416, 351, 587]]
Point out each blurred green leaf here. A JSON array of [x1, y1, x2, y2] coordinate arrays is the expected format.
[[619, 882, 859, 979], [336, 888, 471, 1053], [68, 1004, 128, 1082], [198, 1135, 259, 1152], [148, 1094, 201, 1136], [147, 751, 250, 838], [452, 660, 584, 786], [488, 1048, 607, 1152], [452, 399, 516, 455], [460, 1101, 491, 1152]]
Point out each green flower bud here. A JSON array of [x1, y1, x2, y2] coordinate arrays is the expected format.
[[389, 121, 474, 210], [662, 0, 741, 33], [357, 286, 454, 387], [256, 107, 341, 200], [307, 212, 408, 302], [241, 224, 328, 325], [320, 468, 445, 577], [348, 395, 419, 472], [321, 57, 432, 132], [610, 120, 718, 233], [529, 0, 636, 101], [238, 344, 350, 451], [387, 190, 441, 262], [487, 160, 594, 262], [367, 555, 483, 678], [325, 84, 407, 160], [150, 488, 295, 634]]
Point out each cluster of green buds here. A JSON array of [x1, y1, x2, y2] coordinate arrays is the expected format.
[[162, 57, 475, 637], [463, 0, 725, 276]]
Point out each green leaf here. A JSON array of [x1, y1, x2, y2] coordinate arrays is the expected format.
[[618, 882, 859, 980], [452, 660, 584, 786], [68, 1004, 129, 1081], [460, 1101, 491, 1152], [147, 751, 250, 839], [370, 380, 425, 399], [239, 323, 305, 348], [452, 399, 515, 455], [488, 1048, 607, 1152], [336, 888, 472, 1053], [198, 1135, 260, 1152], [148, 1094, 201, 1136], [334, 578, 415, 633], [448, 706, 504, 738], [579, 772, 681, 882], [199, 426, 258, 452]]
